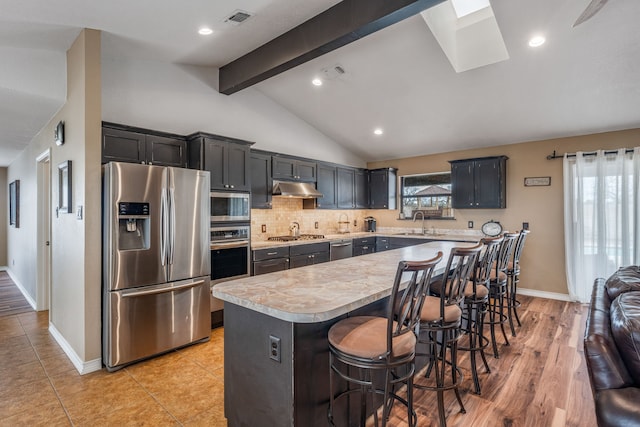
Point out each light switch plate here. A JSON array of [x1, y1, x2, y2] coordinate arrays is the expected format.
[[76, 205, 83, 220]]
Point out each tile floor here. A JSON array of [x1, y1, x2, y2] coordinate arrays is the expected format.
[[0, 310, 226, 426]]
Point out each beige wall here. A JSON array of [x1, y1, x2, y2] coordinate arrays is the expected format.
[[7, 29, 102, 369], [368, 128, 640, 297], [0, 167, 6, 266]]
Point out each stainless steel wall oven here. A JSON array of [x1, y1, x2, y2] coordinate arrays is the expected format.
[[210, 224, 251, 315]]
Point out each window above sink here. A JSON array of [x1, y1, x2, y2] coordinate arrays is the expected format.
[[400, 172, 455, 220]]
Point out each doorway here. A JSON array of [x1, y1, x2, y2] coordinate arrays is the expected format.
[[36, 149, 51, 311]]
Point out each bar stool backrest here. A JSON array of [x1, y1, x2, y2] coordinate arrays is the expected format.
[[512, 230, 530, 270], [434, 243, 483, 314], [495, 233, 519, 276], [388, 252, 443, 355], [476, 236, 503, 288]]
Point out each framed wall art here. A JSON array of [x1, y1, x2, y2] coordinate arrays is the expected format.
[[58, 160, 72, 213], [9, 179, 19, 227], [524, 176, 551, 187]]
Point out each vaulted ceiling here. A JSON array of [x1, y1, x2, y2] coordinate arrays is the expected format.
[[1, 0, 639, 166]]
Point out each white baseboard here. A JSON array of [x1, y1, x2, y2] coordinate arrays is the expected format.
[[6, 269, 37, 310], [48, 323, 102, 375], [518, 287, 573, 302]]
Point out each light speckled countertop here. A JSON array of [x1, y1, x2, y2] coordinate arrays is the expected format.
[[213, 240, 479, 323]]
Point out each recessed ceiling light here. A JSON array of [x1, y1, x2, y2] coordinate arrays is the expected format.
[[198, 27, 213, 36], [528, 35, 545, 47], [311, 78, 323, 86], [374, 128, 383, 135]]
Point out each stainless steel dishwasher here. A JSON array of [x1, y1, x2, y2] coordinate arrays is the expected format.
[[330, 238, 353, 261]]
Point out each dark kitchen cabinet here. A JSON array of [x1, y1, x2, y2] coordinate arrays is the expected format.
[[188, 133, 253, 191], [354, 168, 369, 209], [388, 237, 433, 250], [376, 236, 390, 252], [250, 151, 272, 209], [369, 168, 397, 209], [449, 156, 507, 209], [289, 242, 330, 268], [306, 163, 337, 209], [272, 156, 316, 182], [252, 246, 290, 275], [102, 124, 186, 167], [337, 167, 357, 209], [352, 237, 375, 257], [341, 167, 370, 209]]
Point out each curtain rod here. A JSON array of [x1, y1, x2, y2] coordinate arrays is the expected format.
[[546, 148, 635, 160]]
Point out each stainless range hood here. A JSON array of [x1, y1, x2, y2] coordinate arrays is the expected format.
[[272, 180, 323, 198]]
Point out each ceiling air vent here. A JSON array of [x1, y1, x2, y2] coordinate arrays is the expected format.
[[225, 10, 253, 25]]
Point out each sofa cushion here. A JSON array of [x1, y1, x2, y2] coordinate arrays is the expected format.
[[610, 292, 640, 385], [595, 388, 640, 427], [606, 266, 640, 300]]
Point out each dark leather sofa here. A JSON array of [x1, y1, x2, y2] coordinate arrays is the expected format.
[[585, 266, 640, 426]]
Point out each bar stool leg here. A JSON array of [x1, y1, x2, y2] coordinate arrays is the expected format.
[[450, 333, 465, 413], [497, 290, 510, 347]]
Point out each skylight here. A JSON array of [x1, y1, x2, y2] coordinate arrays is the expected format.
[[450, 0, 490, 18], [421, 0, 509, 73]]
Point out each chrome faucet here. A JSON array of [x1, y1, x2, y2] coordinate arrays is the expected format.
[[412, 211, 426, 235], [290, 221, 300, 237]]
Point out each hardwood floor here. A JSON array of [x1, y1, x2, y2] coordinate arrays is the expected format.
[[383, 295, 597, 427], [0, 272, 597, 426], [0, 271, 33, 317]]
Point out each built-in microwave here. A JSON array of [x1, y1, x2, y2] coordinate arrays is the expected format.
[[210, 191, 250, 222]]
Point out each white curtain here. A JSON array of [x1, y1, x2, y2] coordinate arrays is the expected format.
[[563, 147, 640, 302]]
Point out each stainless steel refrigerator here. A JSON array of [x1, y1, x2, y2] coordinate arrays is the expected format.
[[103, 162, 210, 371]]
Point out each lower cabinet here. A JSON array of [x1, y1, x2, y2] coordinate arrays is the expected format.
[[376, 237, 390, 252], [352, 237, 376, 257], [289, 242, 330, 268], [252, 247, 290, 276], [388, 237, 433, 250]]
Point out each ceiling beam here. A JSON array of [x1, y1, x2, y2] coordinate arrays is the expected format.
[[219, 0, 445, 95]]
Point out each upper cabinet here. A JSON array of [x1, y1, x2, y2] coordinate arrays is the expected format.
[[188, 133, 253, 191], [102, 123, 187, 167], [449, 156, 507, 209], [315, 163, 337, 209], [369, 168, 397, 209], [354, 168, 369, 209], [250, 151, 272, 209], [272, 155, 316, 182], [337, 166, 368, 209]]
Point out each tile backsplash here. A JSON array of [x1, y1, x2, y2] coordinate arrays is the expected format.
[[251, 197, 370, 241]]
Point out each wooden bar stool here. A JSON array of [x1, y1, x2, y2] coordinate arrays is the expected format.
[[506, 229, 529, 336], [459, 236, 502, 395], [414, 243, 482, 427], [486, 232, 518, 358], [327, 253, 443, 427]]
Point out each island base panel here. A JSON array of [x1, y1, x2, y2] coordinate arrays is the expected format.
[[223, 298, 389, 426]]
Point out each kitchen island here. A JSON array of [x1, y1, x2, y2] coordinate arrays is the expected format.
[[213, 240, 478, 426]]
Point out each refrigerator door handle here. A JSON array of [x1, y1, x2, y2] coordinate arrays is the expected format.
[[160, 186, 168, 266], [121, 279, 205, 298], [169, 187, 176, 265]]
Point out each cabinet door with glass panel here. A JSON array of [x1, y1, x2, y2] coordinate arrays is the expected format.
[[400, 172, 454, 220]]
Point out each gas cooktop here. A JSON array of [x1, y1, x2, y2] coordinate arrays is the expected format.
[[267, 234, 325, 242]]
